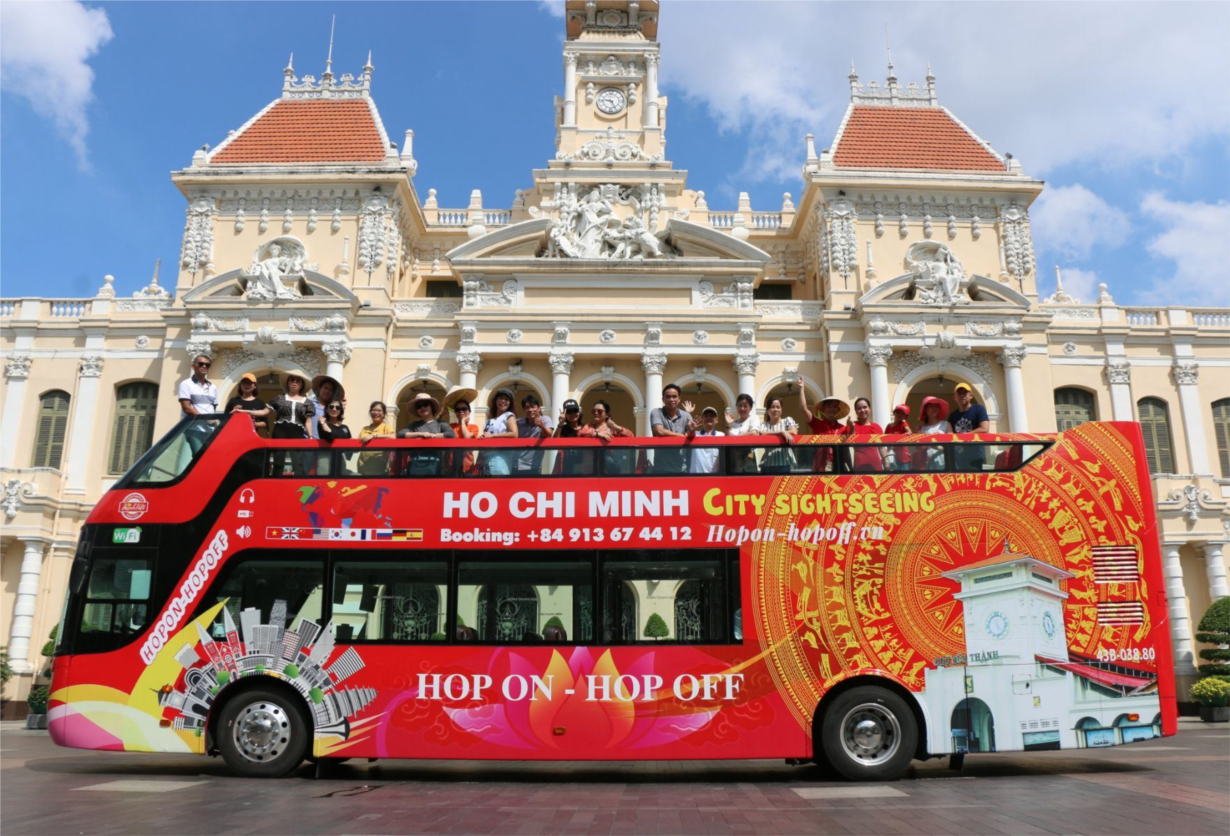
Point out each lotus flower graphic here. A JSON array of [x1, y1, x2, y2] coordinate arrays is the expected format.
[[445, 648, 718, 752]]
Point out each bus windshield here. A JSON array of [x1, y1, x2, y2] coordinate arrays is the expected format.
[[117, 414, 227, 487]]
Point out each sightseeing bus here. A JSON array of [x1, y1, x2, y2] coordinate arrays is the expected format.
[[48, 415, 1176, 780]]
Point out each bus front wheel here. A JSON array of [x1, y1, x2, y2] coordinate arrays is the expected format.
[[819, 685, 917, 782], [218, 689, 310, 778]]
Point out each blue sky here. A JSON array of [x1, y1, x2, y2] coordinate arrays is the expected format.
[[2, 1, 1228, 306]]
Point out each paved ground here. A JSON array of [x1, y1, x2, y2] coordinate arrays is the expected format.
[[1, 720, 1226, 836]]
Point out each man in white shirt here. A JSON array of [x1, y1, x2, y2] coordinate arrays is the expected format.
[[177, 354, 220, 454], [687, 406, 725, 474]]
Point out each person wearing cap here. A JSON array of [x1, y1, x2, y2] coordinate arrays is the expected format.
[[914, 396, 953, 471], [225, 373, 271, 434], [444, 385, 480, 474], [514, 394, 555, 474], [478, 387, 518, 475], [553, 399, 583, 438], [884, 404, 912, 471], [949, 383, 990, 434], [687, 406, 725, 474], [309, 375, 345, 439], [796, 377, 847, 472]]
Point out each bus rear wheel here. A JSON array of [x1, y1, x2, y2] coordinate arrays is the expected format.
[[218, 689, 309, 778], [819, 685, 917, 782]]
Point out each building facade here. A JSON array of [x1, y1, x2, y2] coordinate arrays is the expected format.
[[2, 0, 1227, 714]]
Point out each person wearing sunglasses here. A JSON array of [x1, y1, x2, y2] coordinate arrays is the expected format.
[[316, 401, 351, 440], [444, 386, 479, 474], [579, 399, 632, 474], [178, 354, 220, 455], [224, 373, 272, 435]]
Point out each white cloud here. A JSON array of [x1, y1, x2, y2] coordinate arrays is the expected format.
[[1055, 267, 1099, 304], [0, 1, 113, 169], [1030, 185, 1130, 261], [656, 2, 1229, 187], [537, 1, 565, 19], [1139, 193, 1230, 304]]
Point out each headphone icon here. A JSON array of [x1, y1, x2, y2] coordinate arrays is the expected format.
[[239, 489, 256, 505]]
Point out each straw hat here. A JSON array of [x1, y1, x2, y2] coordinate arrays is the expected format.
[[443, 384, 478, 410], [814, 397, 851, 420], [408, 391, 442, 419], [920, 396, 950, 422], [310, 374, 345, 403]]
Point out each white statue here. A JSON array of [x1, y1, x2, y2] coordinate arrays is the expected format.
[[907, 241, 970, 305], [245, 238, 305, 300], [541, 185, 675, 260]]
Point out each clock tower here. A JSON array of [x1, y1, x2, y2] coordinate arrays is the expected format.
[[554, 1, 667, 163]]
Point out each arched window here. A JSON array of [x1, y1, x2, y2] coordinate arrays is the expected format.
[[1137, 397, 1175, 475], [109, 382, 160, 475], [32, 390, 71, 469], [1054, 388, 1097, 431], [1213, 399, 1230, 478]]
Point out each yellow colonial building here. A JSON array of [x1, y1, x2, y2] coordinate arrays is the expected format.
[[2, 1, 1227, 714]]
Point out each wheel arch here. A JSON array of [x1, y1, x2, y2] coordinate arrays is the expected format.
[[811, 672, 931, 762], [205, 675, 315, 756]]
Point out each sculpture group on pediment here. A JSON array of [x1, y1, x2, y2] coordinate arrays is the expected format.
[[542, 186, 677, 260], [906, 241, 971, 305], [244, 237, 307, 300]]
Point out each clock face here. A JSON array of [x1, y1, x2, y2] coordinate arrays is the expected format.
[[1042, 610, 1057, 641], [985, 611, 1010, 640], [595, 87, 627, 114]]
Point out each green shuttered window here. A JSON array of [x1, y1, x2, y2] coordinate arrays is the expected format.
[[1213, 399, 1230, 479], [32, 391, 71, 469], [109, 382, 159, 475], [1054, 388, 1097, 432], [1137, 397, 1174, 475]]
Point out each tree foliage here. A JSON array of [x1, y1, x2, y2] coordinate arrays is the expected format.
[[1196, 597, 1230, 676], [643, 613, 669, 639]]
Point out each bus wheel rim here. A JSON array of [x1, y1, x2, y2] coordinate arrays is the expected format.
[[839, 702, 900, 766], [233, 702, 291, 763]]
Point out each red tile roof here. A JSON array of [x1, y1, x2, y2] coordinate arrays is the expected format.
[[211, 100, 387, 164], [832, 106, 1005, 172]]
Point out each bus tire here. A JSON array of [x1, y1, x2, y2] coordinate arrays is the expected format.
[[217, 688, 309, 778], [819, 685, 917, 782]]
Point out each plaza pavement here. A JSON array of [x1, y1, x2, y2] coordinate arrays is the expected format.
[[0, 719, 1226, 836]]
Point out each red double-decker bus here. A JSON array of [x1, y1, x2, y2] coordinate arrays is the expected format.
[[49, 415, 1175, 779]]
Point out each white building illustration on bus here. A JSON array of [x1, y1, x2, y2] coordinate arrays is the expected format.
[[919, 550, 1162, 754]]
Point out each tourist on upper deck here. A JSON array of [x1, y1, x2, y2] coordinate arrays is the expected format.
[[478, 388, 518, 475], [444, 386, 480, 474], [842, 397, 885, 472], [687, 406, 725, 474], [225, 373, 271, 434], [949, 383, 990, 434], [754, 395, 799, 474], [914, 396, 953, 471], [270, 375, 314, 440], [796, 377, 847, 472], [724, 393, 756, 436], [355, 400, 396, 475], [309, 375, 344, 439], [579, 400, 632, 440], [178, 354, 220, 454], [316, 401, 350, 441], [884, 404, 912, 471], [399, 393, 456, 440], [515, 394, 555, 474], [649, 384, 693, 473], [554, 399, 583, 438]]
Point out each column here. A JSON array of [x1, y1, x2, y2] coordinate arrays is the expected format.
[[321, 339, 352, 385], [563, 54, 578, 128], [1106, 360, 1134, 420], [8, 539, 46, 673], [1204, 542, 1230, 601], [1173, 360, 1212, 474], [642, 351, 666, 427], [65, 354, 104, 494], [863, 345, 893, 428], [549, 351, 574, 413], [456, 351, 482, 392], [1162, 544, 1197, 673], [644, 53, 660, 129], [996, 345, 1029, 432], [0, 355, 32, 468], [733, 353, 759, 403]]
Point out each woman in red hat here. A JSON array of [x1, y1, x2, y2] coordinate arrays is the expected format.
[[884, 404, 911, 471], [913, 396, 952, 471]]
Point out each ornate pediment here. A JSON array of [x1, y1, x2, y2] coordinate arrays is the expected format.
[[182, 267, 357, 305]]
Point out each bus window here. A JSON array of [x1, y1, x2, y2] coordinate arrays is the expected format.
[[124, 415, 225, 485], [457, 558, 593, 643], [340, 449, 395, 477], [909, 443, 949, 473], [601, 550, 732, 644], [81, 556, 153, 637], [331, 557, 448, 641], [727, 446, 816, 476], [265, 449, 332, 477], [199, 555, 325, 642]]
